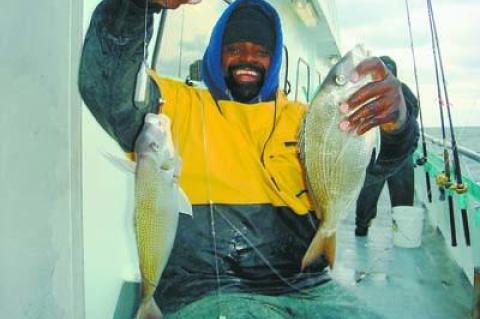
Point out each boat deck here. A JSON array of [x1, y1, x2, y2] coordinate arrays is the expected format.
[[333, 184, 472, 318], [113, 179, 473, 319]]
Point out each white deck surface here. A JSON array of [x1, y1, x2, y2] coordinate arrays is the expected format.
[[332, 185, 472, 319]]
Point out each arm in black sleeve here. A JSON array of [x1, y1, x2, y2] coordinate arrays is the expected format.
[[401, 82, 419, 119], [78, 0, 162, 152], [370, 82, 420, 176]]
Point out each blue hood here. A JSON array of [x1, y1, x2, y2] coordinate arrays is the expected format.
[[201, 0, 283, 102]]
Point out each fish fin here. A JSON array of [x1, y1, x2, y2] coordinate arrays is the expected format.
[[135, 298, 163, 319], [172, 155, 192, 216], [325, 234, 336, 268], [301, 230, 337, 271], [101, 151, 136, 174], [178, 188, 193, 216]]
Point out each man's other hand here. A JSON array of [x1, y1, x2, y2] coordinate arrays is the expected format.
[[341, 57, 407, 135]]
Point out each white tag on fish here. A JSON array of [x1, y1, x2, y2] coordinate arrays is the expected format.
[[178, 188, 193, 216]]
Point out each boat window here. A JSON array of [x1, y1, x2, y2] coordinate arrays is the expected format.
[[295, 57, 311, 103], [280, 45, 291, 96], [163, 3, 234, 80], [316, 70, 322, 89]]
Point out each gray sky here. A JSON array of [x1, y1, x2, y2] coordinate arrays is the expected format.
[[336, 0, 480, 127], [82, 0, 479, 127]]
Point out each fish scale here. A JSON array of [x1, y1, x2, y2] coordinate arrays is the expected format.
[[300, 45, 380, 270], [136, 164, 177, 297], [133, 113, 192, 319]]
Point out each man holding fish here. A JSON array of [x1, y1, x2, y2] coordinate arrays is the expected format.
[[354, 56, 420, 237], [79, 0, 418, 317]]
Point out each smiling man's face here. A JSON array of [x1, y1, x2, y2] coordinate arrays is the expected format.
[[222, 41, 272, 102]]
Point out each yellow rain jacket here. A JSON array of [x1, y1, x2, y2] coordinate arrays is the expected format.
[[150, 74, 313, 215]]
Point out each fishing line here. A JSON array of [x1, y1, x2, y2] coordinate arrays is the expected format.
[[353, 246, 391, 285], [200, 0, 312, 309], [215, 211, 311, 296], [197, 94, 225, 318], [133, 0, 152, 108], [404, 0, 432, 202], [427, 0, 470, 246], [260, 98, 277, 166], [152, 9, 168, 71], [218, 100, 315, 302], [200, 95, 313, 303], [142, 0, 149, 63], [426, 1, 448, 181], [426, 0, 457, 247], [177, 6, 186, 78]]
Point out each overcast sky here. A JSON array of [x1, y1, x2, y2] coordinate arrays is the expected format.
[[335, 0, 480, 127]]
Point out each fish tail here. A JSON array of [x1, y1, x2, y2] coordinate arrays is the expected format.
[[301, 230, 336, 271], [135, 298, 163, 319]]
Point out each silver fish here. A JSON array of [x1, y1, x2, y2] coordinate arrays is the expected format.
[[300, 45, 380, 270], [133, 113, 192, 319]]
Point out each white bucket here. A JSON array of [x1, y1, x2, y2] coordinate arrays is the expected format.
[[392, 206, 425, 248]]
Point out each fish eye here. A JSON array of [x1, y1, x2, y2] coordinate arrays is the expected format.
[[335, 74, 347, 86]]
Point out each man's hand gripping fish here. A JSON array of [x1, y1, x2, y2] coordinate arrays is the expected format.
[[300, 45, 380, 270], [134, 113, 192, 319]]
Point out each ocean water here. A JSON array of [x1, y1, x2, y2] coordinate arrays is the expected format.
[[423, 126, 479, 182]]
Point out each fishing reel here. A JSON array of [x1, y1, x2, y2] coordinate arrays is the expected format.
[[436, 173, 451, 188], [416, 156, 427, 166], [436, 173, 469, 194], [449, 183, 469, 195]]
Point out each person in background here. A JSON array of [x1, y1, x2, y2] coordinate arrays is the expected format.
[[79, 0, 418, 317], [355, 56, 420, 237]]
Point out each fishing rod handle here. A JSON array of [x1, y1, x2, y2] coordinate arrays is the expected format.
[[461, 209, 471, 246], [447, 195, 457, 247]]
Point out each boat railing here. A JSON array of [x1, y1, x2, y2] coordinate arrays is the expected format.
[[414, 135, 480, 288], [423, 133, 480, 163]]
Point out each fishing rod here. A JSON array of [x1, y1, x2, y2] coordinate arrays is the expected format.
[[152, 9, 169, 71], [427, 0, 470, 246], [404, 0, 432, 203], [426, 0, 456, 246], [428, 0, 471, 246], [134, 3, 169, 109]]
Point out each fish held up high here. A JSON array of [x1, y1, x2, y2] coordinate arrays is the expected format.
[[133, 113, 192, 319], [300, 45, 380, 270]]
